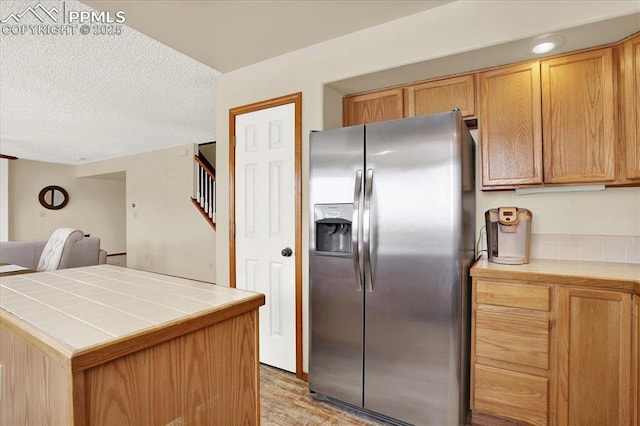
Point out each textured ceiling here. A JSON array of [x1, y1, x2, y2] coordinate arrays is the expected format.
[[0, 0, 219, 165], [0, 0, 450, 165]]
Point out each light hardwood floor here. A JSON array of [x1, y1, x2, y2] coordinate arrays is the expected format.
[[259, 365, 481, 425], [260, 365, 392, 425]]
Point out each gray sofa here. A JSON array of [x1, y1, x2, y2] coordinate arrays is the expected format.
[[0, 237, 107, 270]]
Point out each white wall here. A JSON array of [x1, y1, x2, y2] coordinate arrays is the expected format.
[[215, 1, 640, 371], [199, 143, 216, 169], [77, 144, 217, 283], [477, 187, 640, 235], [8, 159, 126, 252], [467, 130, 640, 236]]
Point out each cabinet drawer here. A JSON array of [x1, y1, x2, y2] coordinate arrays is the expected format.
[[476, 311, 549, 370], [473, 364, 548, 426], [476, 280, 550, 311]]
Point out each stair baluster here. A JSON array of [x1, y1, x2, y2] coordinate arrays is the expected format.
[[191, 154, 216, 230]]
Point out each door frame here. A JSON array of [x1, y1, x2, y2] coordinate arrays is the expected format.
[[228, 92, 303, 379]]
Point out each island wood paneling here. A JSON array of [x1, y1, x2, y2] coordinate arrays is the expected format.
[[82, 311, 259, 426], [478, 62, 543, 187], [542, 48, 616, 183], [0, 326, 71, 426], [0, 302, 261, 426]]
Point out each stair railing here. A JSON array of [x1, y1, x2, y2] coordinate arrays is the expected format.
[[191, 154, 216, 230]]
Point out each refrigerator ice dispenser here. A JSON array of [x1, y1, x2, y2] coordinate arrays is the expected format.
[[314, 204, 352, 255]]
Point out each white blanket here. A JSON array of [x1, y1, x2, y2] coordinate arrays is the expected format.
[[0, 264, 28, 273]]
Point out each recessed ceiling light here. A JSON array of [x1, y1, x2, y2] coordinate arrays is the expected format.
[[532, 42, 556, 54], [530, 35, 565, 55]]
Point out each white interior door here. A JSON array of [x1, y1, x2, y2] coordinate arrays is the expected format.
[[235, 102, 296, 372]]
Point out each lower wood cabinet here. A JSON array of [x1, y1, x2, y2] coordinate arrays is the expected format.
[[556, 287, 632, 426], [471, 279, 551, 425], [633, 296, 639, 426], [471, 278, 635, 426]]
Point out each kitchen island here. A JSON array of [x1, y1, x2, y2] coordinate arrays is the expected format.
[[0, 265, 265, 426], [470, 257, 640, 426]]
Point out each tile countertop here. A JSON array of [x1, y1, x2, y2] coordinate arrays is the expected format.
[[0, 265, 264, 356], [471, 257, 640, 295]]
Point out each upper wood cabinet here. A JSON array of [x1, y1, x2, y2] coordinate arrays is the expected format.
[[479, 47, 618, 189], [343, 88, 404, 127], [541, 48, 616, 184], [404, 75, 476, 118], [343, 75, 475, 127], [478, 62, 542, 187], [342, 33, 640, 190], [619, 33, 640, 180]]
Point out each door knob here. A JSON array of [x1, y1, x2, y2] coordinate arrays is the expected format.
[[281, 247, 293, 257]]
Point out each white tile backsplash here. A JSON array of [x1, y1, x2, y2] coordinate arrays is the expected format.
[[556, 243, 580, 261], [529, 234, 640, 264], [530, 241, 558, 260], [625, 244, 640, 263], [579, 243, 603, 262], [602, 243, 627, 263]]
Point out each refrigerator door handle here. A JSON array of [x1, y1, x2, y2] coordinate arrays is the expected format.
[[363, 168, 374, 292], [352, 170, 363, 292]]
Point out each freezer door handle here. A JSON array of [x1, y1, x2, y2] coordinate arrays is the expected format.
[[352, 170, 363, 292], [363, 169, 374, 292]]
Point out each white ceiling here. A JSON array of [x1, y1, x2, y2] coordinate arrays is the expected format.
[[329, 12, 640, 95], [83, 0, 454, 73], [0, 0, 450, 165]]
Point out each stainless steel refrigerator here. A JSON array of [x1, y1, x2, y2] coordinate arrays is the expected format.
[[309, 110, 475, 426]]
